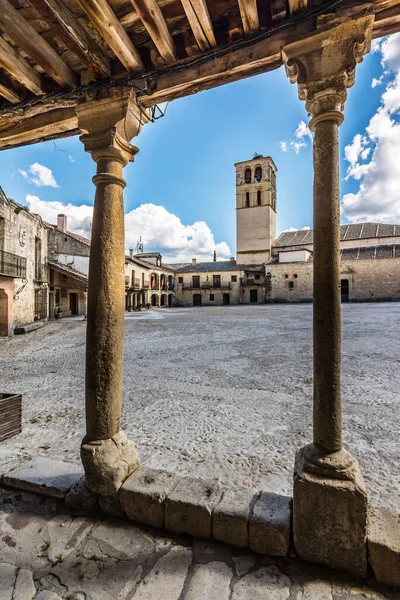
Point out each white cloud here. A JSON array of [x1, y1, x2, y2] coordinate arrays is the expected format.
[[25, 195, 230, 263], [279, 226, 311, 234], [69, 156, 75, 163], [18, 163, 59, 188], [281, 120, 312, 153], [342, 33, 400, 223]]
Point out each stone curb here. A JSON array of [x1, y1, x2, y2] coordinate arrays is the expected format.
[[1, 458, 399, 589]]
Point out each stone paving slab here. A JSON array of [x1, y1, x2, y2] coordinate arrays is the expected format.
[[2, 458, 83, 498], [0, 488, 399, 600]]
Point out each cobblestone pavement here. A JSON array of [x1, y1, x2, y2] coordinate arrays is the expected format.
[[0, 488, 399, 600], [0, 303, 399, 511]]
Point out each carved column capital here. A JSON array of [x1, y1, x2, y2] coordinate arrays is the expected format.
[[282, 15, 373, 128]]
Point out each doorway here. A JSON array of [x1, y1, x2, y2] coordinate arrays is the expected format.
[[340, 279, 349, 303], [69, 292, 79, 314], [250, 289, 258, 303], [193, 294, 202, 306], [0, 289, 9, 336], [223, 293, 230, 305], [168, 294, 172, 307]]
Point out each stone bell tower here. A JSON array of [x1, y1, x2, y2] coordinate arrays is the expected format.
[[235, 154, 277, 264]]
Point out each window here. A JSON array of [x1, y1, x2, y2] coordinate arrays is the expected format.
[[257, 190, 262, 206], [231, 275, 237, 282], [210, 294, 214, 301], [288, 281, 294, 290], [244, 168, 251, 184], [255, 273, 260, 280], [213, 274, 221, 288], [178, 276, 183, 284], [192, 275, 200, 288], [294, 274, 298, 279], [254, 166, 262, 183], [245, 192, 250, 208]]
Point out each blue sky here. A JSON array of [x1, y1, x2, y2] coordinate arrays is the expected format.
[[1, 34, 399, 262]]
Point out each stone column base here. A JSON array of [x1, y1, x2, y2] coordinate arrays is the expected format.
[[81, 430, 140, 496], [293, 444, 368, 578]]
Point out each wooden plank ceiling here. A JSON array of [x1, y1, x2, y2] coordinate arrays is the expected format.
[[0, 0, 399, 133]]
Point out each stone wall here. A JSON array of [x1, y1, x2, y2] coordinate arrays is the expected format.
[[267, 258, 400, 303], [0, 196, 48, 328], [48, 228, 90, 259]]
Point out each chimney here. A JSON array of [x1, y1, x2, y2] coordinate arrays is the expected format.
[[230, 257, 236, 263], [57, 214, 67, 233], [192, 258, 197, 265], [129, 249, 134, 259]]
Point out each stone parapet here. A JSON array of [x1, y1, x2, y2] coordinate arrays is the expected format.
[[1, 457, 399, 589]]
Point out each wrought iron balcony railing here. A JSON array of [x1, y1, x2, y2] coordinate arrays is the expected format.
[[182, 282, 231, 290], [0, 250, 27, 278]]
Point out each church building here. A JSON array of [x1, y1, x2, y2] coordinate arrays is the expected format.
[[174, 153, 400, 306]]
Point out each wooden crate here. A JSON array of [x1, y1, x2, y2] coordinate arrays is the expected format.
[[0, 393, 22, 442]]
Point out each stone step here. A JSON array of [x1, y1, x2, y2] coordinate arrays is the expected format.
[[14, 321, 45, 335]]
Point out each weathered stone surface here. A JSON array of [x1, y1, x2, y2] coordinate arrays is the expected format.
[[185, 561, 232, 600], [293, 448, 368, 579], [213, 487, 258, 548], [249, 492, 291, 556], [165, 476, 222, 538], [0, 562, 17, 600], [13, 568, 36, 600], [41, 514, 93, 564], [83, 519, 154, 561], [299, 580, 333, 600], [232, 565, 291, 600], [65, 476, 98, 510], [232, 555, 257, 577], [133, 546, 192, 599], [81, 430, 140, 496], [120, 466, 179, 528], [35, 592, 63, 600], [98, 492, 124, 517], [3, 458, 83, 498], [368, 506, 400, 587]]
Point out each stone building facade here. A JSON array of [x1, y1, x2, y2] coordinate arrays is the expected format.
[[0, 187, 48, 335], [175, 259, 266, 306], [46, 214, 90, 318], [125, 251, 175, 309], [268, 224, 400, 303]]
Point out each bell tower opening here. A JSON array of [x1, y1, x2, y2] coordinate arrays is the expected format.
[[235, 154, 277, 265]]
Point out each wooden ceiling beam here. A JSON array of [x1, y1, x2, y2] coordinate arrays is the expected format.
[[75, 0, 144, 72], [237, 0, 260, 35], [287, 0, 308, 16], [0, 0, 77, 88], [0, 36, 43, 95], [180, 0, 216, 51], [28, 0, 111, 79], [0, 76, 20, 104], [129, 0, 176, 62]]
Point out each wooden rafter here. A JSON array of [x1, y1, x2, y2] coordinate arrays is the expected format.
[[28, 0, 111, 79], [0, 0, 77, 88], [0, 36, 43, 95], [287, 0, 308, 15], [75, 0, 144, 72], [0, 75, 20, 103], [237, 0, 260, 35], [180, 0, 216, 51], [129, 0, 176, 62]]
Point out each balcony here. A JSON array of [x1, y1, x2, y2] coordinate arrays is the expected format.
[[240, 278, 265, 287], [0, 250, 27, 278], [143, 281, 150, 289], [182, 282, 231, 290], [125, 276, 130, 287], [133, 278, 141, 289]]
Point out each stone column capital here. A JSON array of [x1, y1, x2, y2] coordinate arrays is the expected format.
[[282, 14, 373, 127], [76, 87, 151, 164]]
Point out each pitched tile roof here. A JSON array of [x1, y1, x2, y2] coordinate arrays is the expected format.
[[273, 223, 400, 248], [176, 261, 264, 273]]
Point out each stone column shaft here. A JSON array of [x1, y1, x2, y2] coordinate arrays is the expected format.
[[312, 118, 342, 453]]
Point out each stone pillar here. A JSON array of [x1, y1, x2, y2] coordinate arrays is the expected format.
[[77, 90, 151, 495], [283, 14, 373, 578]]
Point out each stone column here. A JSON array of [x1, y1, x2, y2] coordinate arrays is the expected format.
[[283, 14, 373, 578], [77, 90, 151, 495]]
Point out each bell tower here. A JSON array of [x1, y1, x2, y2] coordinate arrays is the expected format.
[[235, 154, 277, 264]]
